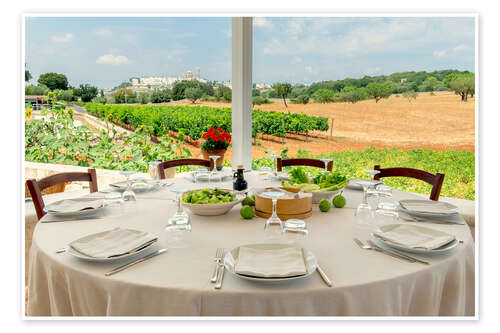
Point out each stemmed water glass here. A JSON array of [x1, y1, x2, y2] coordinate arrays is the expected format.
[[209, 155, 222, 184], [320, 158, 332, 174], [261, 191, 285, 241], [354, 179, 377, 229], [148, 161, 161, 186], [373, 184, 399, 225], [270, 154, 279, 177], [365, 169, 381, 182], [282, 219, 308, 244], [119, 171, 136, 203], [164, 187, 191, 248]]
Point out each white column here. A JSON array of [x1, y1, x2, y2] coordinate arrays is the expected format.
[[231, 17, 253, 170]]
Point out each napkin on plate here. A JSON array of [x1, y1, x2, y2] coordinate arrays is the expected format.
[[399, 200, 457, 214], [69, 227, 158, 258], [46, 198, 104, 213], [373, 225, 455, 250], [235, 246, 307, 278]]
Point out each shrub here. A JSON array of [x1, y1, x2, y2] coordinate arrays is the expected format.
[[312, 89, 334, 103], [291, 95, 310, 104], [252, 96, 271, 105]]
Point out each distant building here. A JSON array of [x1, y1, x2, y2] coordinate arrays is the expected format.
[[400, 78, 407, 83], [129, 68, 207, 90]]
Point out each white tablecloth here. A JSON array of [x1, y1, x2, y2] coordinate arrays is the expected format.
[[26, 172, 475, 316]]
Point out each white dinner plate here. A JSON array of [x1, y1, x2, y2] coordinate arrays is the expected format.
[[44, 198, 105, 218], [188, 170, 233, 182], [110, 179, 157, 192], [371, 224, 458, 255], [346, 178, 382, 190], [398, 199, 460, 217], [66, 229, 158, 262], [224, 243, 317, 282]]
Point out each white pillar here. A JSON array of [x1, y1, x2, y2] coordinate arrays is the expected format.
[[232, 17, 253, 170]]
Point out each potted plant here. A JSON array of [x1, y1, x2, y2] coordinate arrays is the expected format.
[[194, 127, 231, 170]]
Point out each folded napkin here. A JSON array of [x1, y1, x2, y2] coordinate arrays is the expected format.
[[373, 225, 455, 250], [69, 228, 158, 258], [235, 246, 307, 278], [399, 200, 458, 214], [46, 198, 104, 213]]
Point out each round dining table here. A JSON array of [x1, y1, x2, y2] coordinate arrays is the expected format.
[[26, 171, 475, 316]]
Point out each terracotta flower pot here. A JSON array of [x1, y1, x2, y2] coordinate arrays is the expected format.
[[201, 149, 226, 170]]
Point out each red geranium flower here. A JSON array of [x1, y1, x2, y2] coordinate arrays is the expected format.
[[193, 141, 198, 147]]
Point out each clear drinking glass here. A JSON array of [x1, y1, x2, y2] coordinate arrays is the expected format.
[[120, 171, 136, 203], [104, 191, 123, 216], [374, 202, 400, 226], [209, 155, 222, 184], [320, 158, 332, 174], [164, 187, 191, 248], [270, 154, 279, 177], [365, 169, 381, 181], [148, 161, 161, 186], [261, 191, 285, 241], [355, 179, 375, 229], [282, 219, 308, 244], [193, 167, 209, 183]]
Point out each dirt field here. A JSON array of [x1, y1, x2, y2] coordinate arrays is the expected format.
[[170, 92, 475, 159]]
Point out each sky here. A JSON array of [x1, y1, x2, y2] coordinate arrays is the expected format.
[[25, 16, 475, 89]]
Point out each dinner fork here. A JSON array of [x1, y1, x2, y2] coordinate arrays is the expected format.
[[210, 248, 224, 283], [214, 250, 226, 290], [353, 238, 416, 263], [366, 240, 429, 265]]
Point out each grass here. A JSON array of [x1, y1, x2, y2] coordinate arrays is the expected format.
[[252, 147, 475, 200]]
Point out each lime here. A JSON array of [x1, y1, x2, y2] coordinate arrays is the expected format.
[[240, 205, 255, 219], [242, 195, 255, 207], [319, 199, 331, 212], [333, 194, 346, 208]]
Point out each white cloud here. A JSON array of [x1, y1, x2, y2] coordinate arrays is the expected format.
[[263, 39, 284, 55], [121, 34, 137, 44], [51, 33, 73, 42], [453, 44, 467, 52], [95, 28, 112, 37], [433, 50, 447, 58], [96, 54, 132, 65], [254, 17, 273, 30], [304, 66, 313, 73], [287, 20, 304, 36], [292, 56, 302, 63]]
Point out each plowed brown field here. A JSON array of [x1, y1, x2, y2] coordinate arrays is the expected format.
[[170, 92, 475, 159]]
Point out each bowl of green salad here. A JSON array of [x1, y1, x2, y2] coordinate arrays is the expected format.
[[281, 167, 348, 204], [182, 188, 245, 216]]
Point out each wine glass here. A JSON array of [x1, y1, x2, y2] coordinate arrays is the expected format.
[[104, 191, 123, 217], [209, 155, 222, 184], [119, 171, 136, 203], [320, 158, 332, 174], [354, 179, 375, 229], [365, 169, 381, 181], [261, 191, 285, 241], [164, 187, 191, 248], [270, 153, 280, 177]]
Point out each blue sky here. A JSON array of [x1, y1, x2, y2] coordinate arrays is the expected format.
[[25, 16, 475, 89]]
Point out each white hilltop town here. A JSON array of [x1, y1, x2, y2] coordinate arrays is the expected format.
[[103, 68, 271, 94]]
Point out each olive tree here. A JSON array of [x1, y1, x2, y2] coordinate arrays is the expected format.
[[272, 82, 293, 108], [366, 82, 393, 103]]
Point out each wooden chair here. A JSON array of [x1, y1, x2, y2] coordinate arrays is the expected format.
[[157, 158, 212, 180], [276, 158, 333, 172], [26, 168, 99, 220], [373, 165, 445, 201]]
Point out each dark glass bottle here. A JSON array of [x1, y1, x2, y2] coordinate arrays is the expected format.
[[233, 165, 248, 191]]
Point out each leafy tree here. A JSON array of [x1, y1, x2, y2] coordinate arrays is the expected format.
[[92, 96, 107, 104], [402, 90, 418, 103], [311, 89, 334, 103], [214, 84, 232, 102], [113, 88, 135, 104], [38, 72, 68, 90], [54, 89, 75, 102], [252, 89, 261, 97], [272, 82, 293, 107], [138, 92, 150, 104], [78, 84, 99, 102], [252, 96, 271, 105], [366, 82, 393, 103], [25, 84, 49, 95], [448, 74, 475, 101], [184, 87, 203, 104], [291, 94, 310, 104], [339, 86, 366, 104], [25, 70, 32, 82], [171, 80, 214, 101], [113, 81, 132, 90]]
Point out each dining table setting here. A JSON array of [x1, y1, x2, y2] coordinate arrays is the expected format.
[[25, 162, 475, 317]]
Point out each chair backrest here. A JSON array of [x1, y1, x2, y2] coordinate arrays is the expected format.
[[276, 158, 333, 172], [373, 165, 445, 201], [157, 158, 212, 179], [26, 168, 99, 220]]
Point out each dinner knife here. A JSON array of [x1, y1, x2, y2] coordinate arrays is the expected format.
[[367, 239, 430, 265], [316, 264, 332, 287], [105, 248, 167, 276]]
